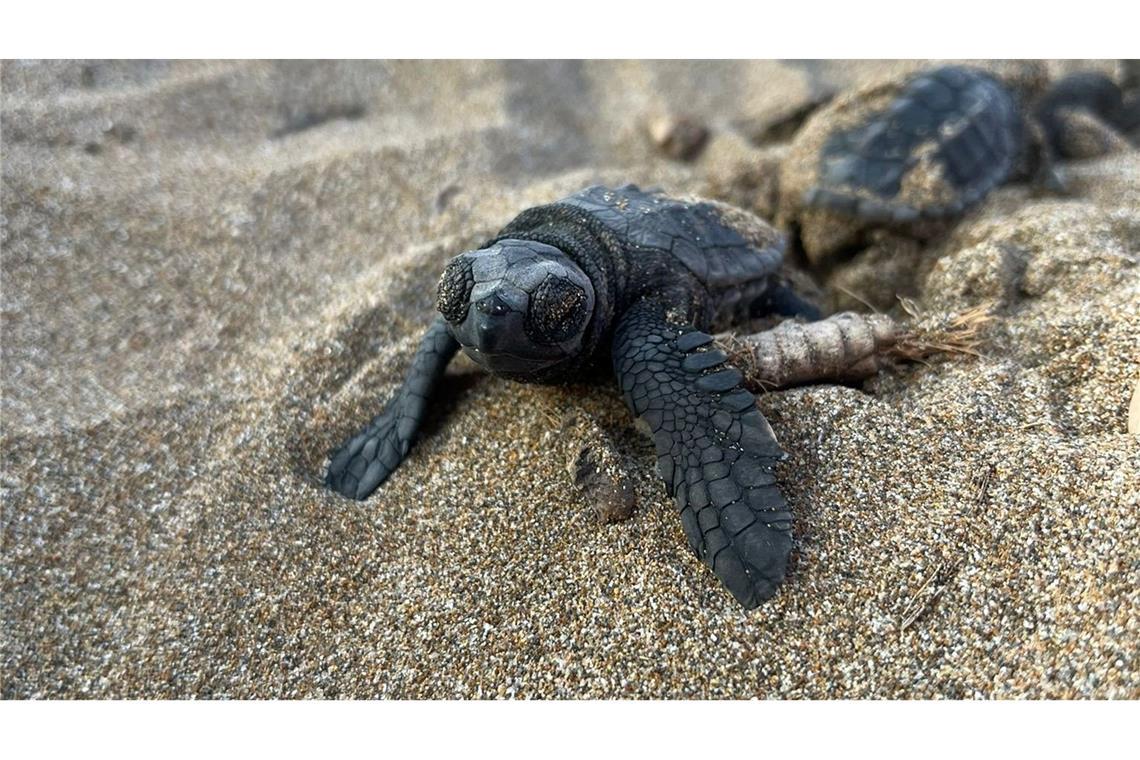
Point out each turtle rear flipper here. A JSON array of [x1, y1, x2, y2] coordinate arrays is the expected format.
[[326, 316, 459, 500], [612, 299, 793, 608]]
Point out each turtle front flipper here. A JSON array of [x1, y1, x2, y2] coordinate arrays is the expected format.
[[612, 299, 793, 609], [326, 316, 459, 500]]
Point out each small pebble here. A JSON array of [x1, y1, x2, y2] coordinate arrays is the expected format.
[[648, 115, 709, 161]]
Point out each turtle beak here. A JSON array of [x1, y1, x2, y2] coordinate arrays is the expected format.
[[468, 295, 518, 354]]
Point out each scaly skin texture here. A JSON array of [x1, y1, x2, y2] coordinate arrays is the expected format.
[[326, 317, 458, 500], [613, 299, 792, 607], [327, 185, 814, 607]]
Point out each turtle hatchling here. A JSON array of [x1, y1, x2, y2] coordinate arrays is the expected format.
[[326, 184, 823, 609], [779, 64, 1065, 267]]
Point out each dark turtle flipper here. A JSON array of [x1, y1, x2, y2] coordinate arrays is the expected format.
[[326, 316, 459, 500], [612, 299, 793, 609]]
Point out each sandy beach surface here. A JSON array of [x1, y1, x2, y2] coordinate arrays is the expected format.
[[2, 60, 1137, 698]]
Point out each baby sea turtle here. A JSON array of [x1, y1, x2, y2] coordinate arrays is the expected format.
[[326, 184, 821, 609], [779, 65, 1063, 267]]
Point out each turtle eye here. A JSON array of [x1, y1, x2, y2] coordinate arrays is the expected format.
[[437, 256, 475, 324], [525, 275, 589, 344]]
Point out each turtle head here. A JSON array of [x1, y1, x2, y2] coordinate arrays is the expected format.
[[436, 239, 595, 378]]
